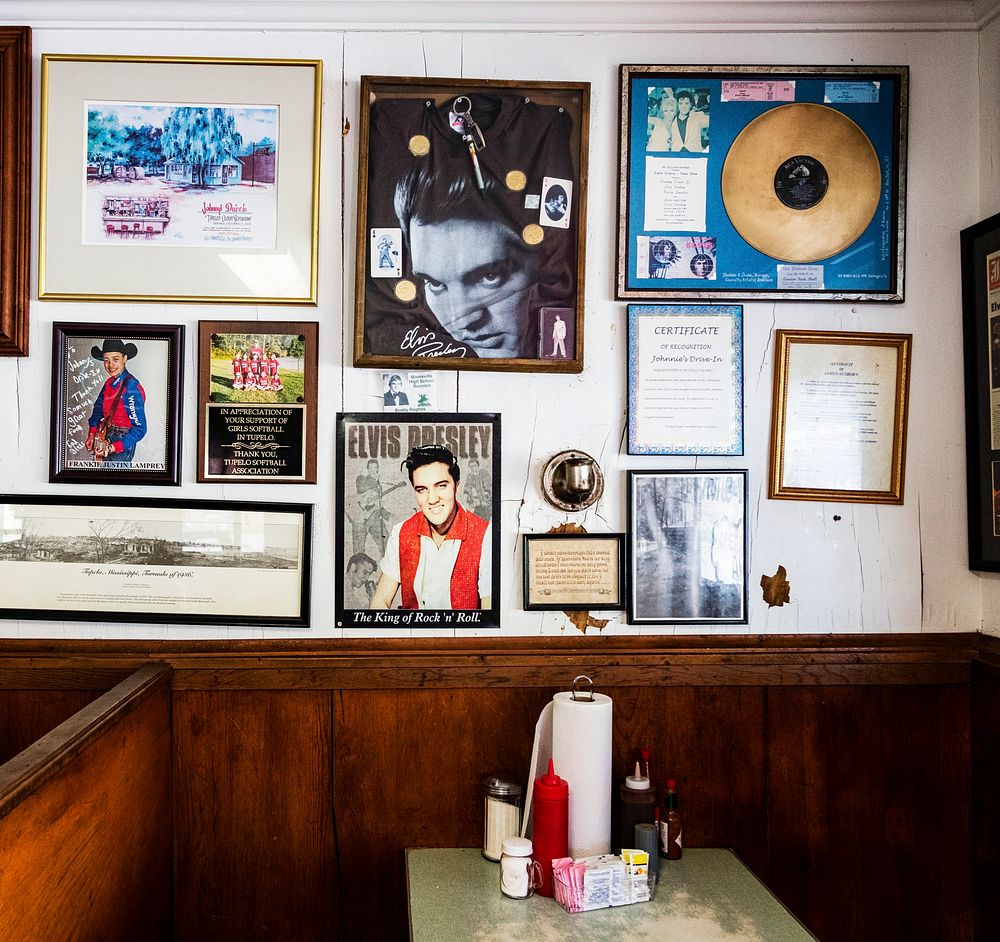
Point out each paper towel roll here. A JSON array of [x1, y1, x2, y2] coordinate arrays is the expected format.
[[552, 690, 613, 858]]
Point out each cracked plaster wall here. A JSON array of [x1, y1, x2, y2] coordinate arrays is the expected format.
[[0, 16, 987, 638]]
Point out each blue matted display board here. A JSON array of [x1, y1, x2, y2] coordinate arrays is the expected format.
[[616, 65, 908, 302]]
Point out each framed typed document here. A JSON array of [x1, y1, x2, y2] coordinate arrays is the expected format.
[[627, 469, 747, 626], [353, 76, 590, 373], [768, 329, 911, 504], [960, 211, 1000, 570], [522, 533, 625, 611], [627, 304, 743, 455], [335, 413, 501, 630], [0, 496, 312, 627], [50, 322, 184, 486], [197, 322, 318, 483], [39, 55, 321, 304], [617, 65, 908, 302]]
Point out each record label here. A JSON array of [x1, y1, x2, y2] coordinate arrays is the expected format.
[[774, 155, 829, 211]]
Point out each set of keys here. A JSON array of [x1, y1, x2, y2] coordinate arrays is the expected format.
[[452, 96, 487, 198]]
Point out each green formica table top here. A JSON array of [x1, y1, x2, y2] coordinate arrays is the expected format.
[[406, 848, 817, 942]]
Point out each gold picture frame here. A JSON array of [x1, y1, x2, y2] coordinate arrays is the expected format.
[[38, 54, 322, 304], [768, 329, 911, 504]]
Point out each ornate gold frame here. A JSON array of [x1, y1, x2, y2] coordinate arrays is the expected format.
[[769, 329, 911, 504]]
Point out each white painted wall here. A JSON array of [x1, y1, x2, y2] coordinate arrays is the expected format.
[[0, 9, 988, 639]]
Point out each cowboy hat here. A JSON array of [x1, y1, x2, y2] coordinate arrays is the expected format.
[[91, 338, 138, 359]]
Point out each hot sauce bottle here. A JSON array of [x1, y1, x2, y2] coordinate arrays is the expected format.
[[659, 778, 683, 859]]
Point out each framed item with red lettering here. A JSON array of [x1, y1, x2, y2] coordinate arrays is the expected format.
[[197, 321, 318, 483], [0, 27, 31, 355], [50, 322, 183, 485], [335, 412, 501, 630], [617, 65, 908, 302], [961, 212, 1000, 570], [353, 76, 589, 373]]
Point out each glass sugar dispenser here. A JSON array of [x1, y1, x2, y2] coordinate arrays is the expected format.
[[482, 773, 524, 862]]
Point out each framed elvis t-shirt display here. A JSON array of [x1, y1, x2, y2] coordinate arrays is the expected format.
[[353, 76, 590, 373]]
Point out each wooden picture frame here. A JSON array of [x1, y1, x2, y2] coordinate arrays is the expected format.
[[50, 323, 184, 485], [961, 211, 1000, 570], [617, 64, 908, 302], [522, 533, 625, 611], [0, 27, 31, 356], [335, 412, 501, 629], [627, 469, 747, 625], [0, 495, 312, 627], [39, 54, 322, 304], [197, 321, 318, 483], [353, 75, 590, 373], [768, 329, 911, 504]]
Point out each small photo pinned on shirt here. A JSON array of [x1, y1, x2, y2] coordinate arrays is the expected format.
[[371, 228, 403, 278], [540, 177, 572, 229]]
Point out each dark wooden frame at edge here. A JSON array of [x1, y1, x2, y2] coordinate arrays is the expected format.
[[0, 27, 31, 356]]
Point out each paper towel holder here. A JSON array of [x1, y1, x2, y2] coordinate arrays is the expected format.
[[572, 675, 595, 701]]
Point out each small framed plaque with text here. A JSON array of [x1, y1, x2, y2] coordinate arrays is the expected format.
[[522, 533, 624, 611], [198, 321, 318, 483]]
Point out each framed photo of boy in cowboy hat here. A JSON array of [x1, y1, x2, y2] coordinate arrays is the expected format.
[[49, 322, 184, 485]]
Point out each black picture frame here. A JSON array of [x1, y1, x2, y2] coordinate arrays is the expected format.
[[335, 412, 501, 629], [353, 75, 590, 374], [616, 64, 908, 302], [627, 469, 747, 625], [50, 322, 183, 485], [0, 495, 312, 627], [522, 532, 625, 611], [961, 211, 1000, 571]]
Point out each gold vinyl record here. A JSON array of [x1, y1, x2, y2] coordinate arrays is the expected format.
[[721, 103, 882, 263]]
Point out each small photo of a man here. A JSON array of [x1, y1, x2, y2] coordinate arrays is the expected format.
[[382, 373, 410, 409]]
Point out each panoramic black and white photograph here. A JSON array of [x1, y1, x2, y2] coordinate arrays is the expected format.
[[627, 469, 747, 625]]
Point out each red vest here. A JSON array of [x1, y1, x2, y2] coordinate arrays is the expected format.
[[397, 503, 489, 609]]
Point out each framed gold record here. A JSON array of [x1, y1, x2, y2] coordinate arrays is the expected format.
[[617, 65, 908, 302], [720, 103, 882, 264]]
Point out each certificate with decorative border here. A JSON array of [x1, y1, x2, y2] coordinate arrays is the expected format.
[[627, 304, 743, 455]]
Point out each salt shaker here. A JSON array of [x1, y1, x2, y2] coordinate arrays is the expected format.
[[499, 837, 542, 900], [482, 773, 523, 862]]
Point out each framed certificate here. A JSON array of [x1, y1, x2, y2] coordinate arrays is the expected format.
[[960, 211, 1000, 570], [522, 533, 625, 610], [617, 65, 908, 302], [627, 303, 743, 455], [768, 329, 911, 503]]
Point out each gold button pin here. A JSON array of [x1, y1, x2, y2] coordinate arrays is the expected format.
[[394, 279, 417, 302], [522, 224, 545, 246], [505, 170, 527, 191], [408, 135, 431, 156]]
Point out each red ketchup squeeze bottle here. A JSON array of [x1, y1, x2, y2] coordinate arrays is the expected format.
[[531, 758, 569, 897]]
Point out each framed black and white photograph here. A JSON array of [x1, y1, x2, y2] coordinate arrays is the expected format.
[[627, 469, 747, 625], [627, 303, 743, 455], [336, 412, 500, 629], [961, 211, 1000, 570], [522, 532, 624, 611], [353, 75, 589, 373], [50, 322, 183, 485], [0, 495, 312, 627], [617, 64, 908, 302]]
